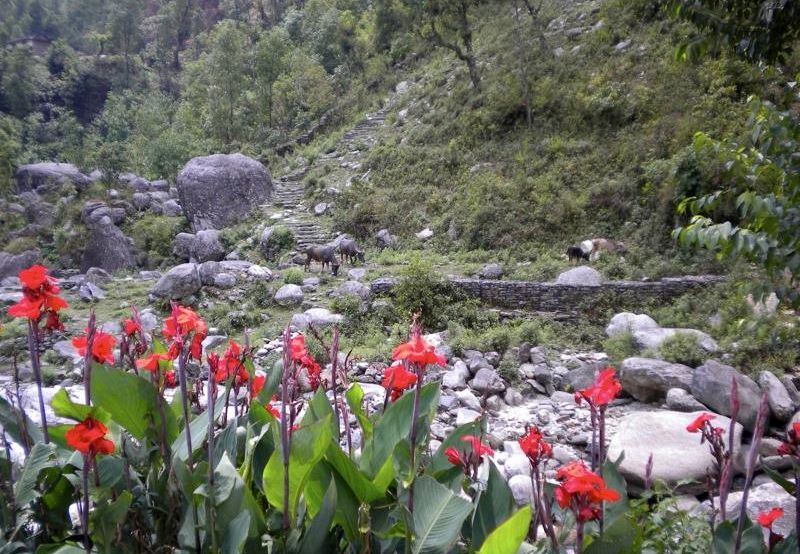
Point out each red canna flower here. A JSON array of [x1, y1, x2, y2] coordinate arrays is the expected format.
[[213, 340, 250, 386], [135, 353, 172, 373], [123, 318, 140, 336], [8, 265, 68, 328], [162, 305, 207, 360], [382, 362, 418, 401], [72, 330, 117, 365], [758, 507, 785, 530], [266, 401, 280, 419], [519, 426, 552, 467], [574, 368, 621, 408], [445, 447, 464, 467], [66, 416, 115, 456], [686, 413, 716, 433], [164, 370, 178, 388], [289, 335, 308, 362], [777, 422, 800, 458], [392, 331, 446, 368], [461, 435, 494, 458], [554, 461, 620, 522], [287, 334, 321, 390], [250, 373, 266, 398]]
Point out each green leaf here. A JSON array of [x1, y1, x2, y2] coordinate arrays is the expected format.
[[172, 393, 227, 463], [221, 509, 250, 554], [346, 383, 373, 443], [427, 420, 483, 475], [773, 535, 800, 554], [90, 491, 132, 554], [15, 443, 57, 507], [411, 475, 473, 554], [471, 463, 515, 550], [303, 388, 338, 438], [325, 440, 384, 503], [477, 506, 531, 554], [91, 363, 175, 441], [299, 479, 337, 554], [0, 395, 43, 447], [712, 520, 736, 554], [362, 383, 439, 479], [763, 465, 796, 495], [263, 415, 333, 520], [50, 389, 107, 423]]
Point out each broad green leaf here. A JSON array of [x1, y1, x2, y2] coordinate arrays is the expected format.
[[15, 443, 57, 506], [471, 462, 515, 550], [91, 363, 176, 441], [50, 389, 108, 423], [427, 420, 483, 475], [774, 535, 800, 554], [263, 415, 333, 520], [346, 383, 373, 442], [362, 383, 439, 478], [763, 465, 796, 495], [221, 511, 251, 554], [0, 396, 43, 447], [299, 479, 337, 554], [325, 441, 384, 503], [172, 393, 227, 462], [303, 388, 338, 439], [411, 475, 473, 554], [90, 491, 132, 554], [478, 506, 531, 554]]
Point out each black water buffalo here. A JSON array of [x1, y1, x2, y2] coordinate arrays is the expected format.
[[304, 245, 339, 275], [339, 238, 365, 264], [566, 245, 590, 262]]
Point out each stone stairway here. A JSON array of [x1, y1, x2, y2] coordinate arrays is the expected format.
[[280, 216, 332, 250]]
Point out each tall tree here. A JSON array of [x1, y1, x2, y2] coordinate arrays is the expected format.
[[109, 0, 143, 87], [254, 27, 290, 127]]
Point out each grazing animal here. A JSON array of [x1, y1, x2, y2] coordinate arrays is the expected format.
[[338, 238, 365, 265], [566, 245, 590, 262], [590, 238, 627, 256], [304, 245, 339, 275]]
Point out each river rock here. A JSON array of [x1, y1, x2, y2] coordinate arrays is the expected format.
[[274, 284, 303, 306], [470, 368, 506, 394], [619, 357, 693, 403], [80, 222, 135, 273], [715, 481, 794, 538], [151, 263, 201, 299], [192, 229, 226, 262], [666, 388, 706, 412], [479, 264, 503, 280], [177, 153, 272, 230], [692, 360, 761, 429], [0, 250, 40, 279], [759, 370, 795, 422], [607, 410, 742, 494], [555, 266, 603, 286], [15, 162, 91, 193]]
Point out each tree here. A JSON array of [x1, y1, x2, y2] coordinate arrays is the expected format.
[[254, 27, 290, 127], [414, 0, 484, 91], [109, 0, 143, 87], [668, 0, 800, 64], [272, 49, 332, 130], [674, 97, 800, 307]]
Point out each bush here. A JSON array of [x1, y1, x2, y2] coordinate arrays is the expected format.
[[266, 225, 295, 258], [283, 268, 304, 285], [658, 333, 707, 367], [392, 255, 458, 331], [248, 280, 274, 309], [129, 215, 187, 261], [2, 236, 38, 254], [602, 332, 638, 363]]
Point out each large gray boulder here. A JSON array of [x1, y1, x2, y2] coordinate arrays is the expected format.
[[759, 370, 795, 422], [274, 284, 303, 306], [80, 222, 135, 273], [151, 263, 201, 299], [192, 230, 226, 262], [555, 266, 603, 286], [606, 312, 659, 337], [605, 312, 718, 352], [0, 250, 40, 279], [15, 163, 91, 193], [607, 410, 742, 494], [173, 233, 196, 261], [715, 481, 795, 538], [376, 228, 397, 249], [692, 360, 762, 429], [619, 357, 693, 403], [177, 154, 272, 230]]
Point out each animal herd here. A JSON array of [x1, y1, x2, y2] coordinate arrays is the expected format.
[[566, 238, 626, 263], [303, 237, 366, 275]]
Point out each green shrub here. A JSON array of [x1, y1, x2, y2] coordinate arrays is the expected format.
[[248, 280, 274, 309], [262, 225, 295, 260], [129, 215, 187, 261], [283, 268, 304, 285], [497, 352, 520, 385], [602, 332, 638, 364], [392, 255, 458, 331], [658, 333, 706, 367], [2, 236, 38, 254]]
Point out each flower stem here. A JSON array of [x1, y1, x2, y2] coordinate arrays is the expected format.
[[176, 349, 200, 552], [576, 520, 584, 554], [407, 363, 424, 515], [83, 312, 96, 406], [27, 320, 48, 443], [207, 371, 218, 553], [81, 454, 91, 553], [280, 327, 292, 530]]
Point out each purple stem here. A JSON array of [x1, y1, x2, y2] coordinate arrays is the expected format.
[[721, 377, 740, 521], [408, 362, 425, 515], [280, 327, 292, 529], [26, 319, 48, 443], [83, 312, 96, 406], [734, 393, 769, 553]]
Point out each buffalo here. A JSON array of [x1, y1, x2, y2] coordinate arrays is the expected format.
[[339, 238, 365, 265], [303, 245, 340, 275]]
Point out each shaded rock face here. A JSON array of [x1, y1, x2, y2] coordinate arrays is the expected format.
[[0, 250, 40, 279], [691, 360, 761, 429], [173, 230, 226, 262], [80, 222, 135, 273], [619, 357, 694, 403], [607, 410, 742, 494], [15, 163, 91, 193], [151, 263, 201, 299], [177, 154, 272, 230]]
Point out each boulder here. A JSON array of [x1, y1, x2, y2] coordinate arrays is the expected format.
[[619, 357, 693, 403], [348, 268, 367, 281], [691, 360, 762, 429], [118, 173, 150, 191], [508, 474, 533, 506], [666, 388, 707, 412], [192, 230, 226, 262], [15, 163, 91, 193], [632, 327, 718, 352], [247, 265, 272, 280], [161, 199, 183, 217], [85, 267, 112, 285], [79, 281, 106, 302], [607, 410, 742, 494], [555, 266, 603, 286], [715, 481, 794, 538], [376, 228, 397, 249], [337, 281, 371, 302], [470, 368, 506, 394], [274, 284, 303, 306], [198, 261, 222, 286], [80, 222, 135, 273], [0, 250, 40, 279], [212, 273, 236, 289], [605, 312, 659, 337], [81, 201, 126, 227], [177, 153, 272, 230], [173, 233, 196, 261], [479, 263, 503, 280], [759, 370, 795, 422], [304, 308, 343, 328], [443, 361, 471, 390], [151, 263, 201, 299], [313, 202, 329, 216], [416, 227, 433, 241]]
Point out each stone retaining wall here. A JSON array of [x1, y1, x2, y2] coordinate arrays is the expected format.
[[370, 275, 725, 312]]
